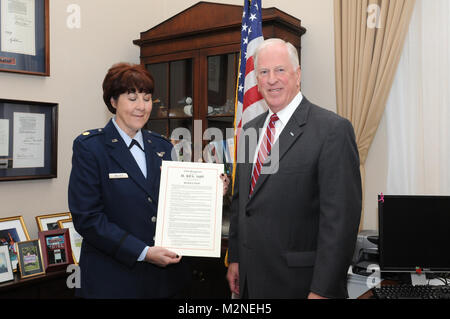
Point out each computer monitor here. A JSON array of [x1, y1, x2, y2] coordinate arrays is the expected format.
[[378, 195, 450, 274]]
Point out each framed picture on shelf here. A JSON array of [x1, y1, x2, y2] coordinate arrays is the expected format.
[[0, 245, 14, 283], [58, 218, 82, 265], [0, 98, 58, 182], [16, 239, 45, 279], [0, 216, 30, 271], [0, 0, 50, 76], [38, 228, 73, 272], [35, 212, 71, 231]]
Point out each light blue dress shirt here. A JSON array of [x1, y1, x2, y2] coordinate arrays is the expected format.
[[112, 117, 150, 262], [112, 117, 147, 178]]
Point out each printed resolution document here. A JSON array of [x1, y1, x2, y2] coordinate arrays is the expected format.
[[13, 112, 45, 168], [0, 119, 9, 156], [155, 161, 224, 257], [1, 0, 36, 56]]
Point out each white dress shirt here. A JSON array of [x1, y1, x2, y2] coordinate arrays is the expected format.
[[253, 92, 303, 164]]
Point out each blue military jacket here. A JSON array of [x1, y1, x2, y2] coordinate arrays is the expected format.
[[68, 119, 190, 298]]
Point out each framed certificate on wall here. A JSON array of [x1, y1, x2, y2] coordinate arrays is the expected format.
[[0, 98, 58, 181], [0, 0, 50, 76]]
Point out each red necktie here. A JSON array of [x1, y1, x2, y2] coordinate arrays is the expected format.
[[250, 113, 279, 196]]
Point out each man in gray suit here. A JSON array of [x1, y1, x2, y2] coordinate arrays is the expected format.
[[226, 38, 362, 299]]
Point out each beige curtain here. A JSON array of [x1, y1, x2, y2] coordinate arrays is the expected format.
[[334, 0, 416, 227]]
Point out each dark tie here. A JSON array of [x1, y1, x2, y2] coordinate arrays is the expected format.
[[250, 113, 279, 196], [129, 139, 144, 152]]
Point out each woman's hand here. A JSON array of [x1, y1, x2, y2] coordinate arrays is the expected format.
[[221, 173, 230, 196], [145, 246, 182, 267]]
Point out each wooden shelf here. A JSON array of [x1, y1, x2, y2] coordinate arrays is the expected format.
[[0, 269, 75, 299]]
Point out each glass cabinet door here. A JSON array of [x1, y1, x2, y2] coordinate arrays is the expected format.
[[207, 53, 237, 117], [145, 53, 238, 168], [146, 59, 193, 140], [206, 52, 238, 175], [147, 62, 169, 119]]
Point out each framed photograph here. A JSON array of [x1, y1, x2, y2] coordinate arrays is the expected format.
[[16, 239, 45, 279], [0, 98, 58, 182], [38, 228, 73, 272], [0, 216, 30, 271], [35, 212, 71, 231], [58, 218, 82, 265], [0, 245, 14, 283], [0, 0, 50, 76]]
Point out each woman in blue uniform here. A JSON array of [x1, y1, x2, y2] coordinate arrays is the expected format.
[[68, 63, 226, 298]]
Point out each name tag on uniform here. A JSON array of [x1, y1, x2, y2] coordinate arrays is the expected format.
[[109, 173, 129, 179]]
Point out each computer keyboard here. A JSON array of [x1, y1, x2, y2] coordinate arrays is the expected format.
[[372, 285, 450, 299]]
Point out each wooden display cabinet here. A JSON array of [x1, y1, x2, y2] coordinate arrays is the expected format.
[[134, 1, 306, 163]]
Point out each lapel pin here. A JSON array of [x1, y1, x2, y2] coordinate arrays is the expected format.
[[290, 132, 295, 137], [82, 131, 90, 136], [112, 139, 118, 143], [156, 152, 165, 157], [147, 139, 152, 144]]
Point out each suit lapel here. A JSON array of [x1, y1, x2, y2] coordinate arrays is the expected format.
[[104, 120, 151, 196], [276, 98, 309, 163], [249, 98, 311, 199]]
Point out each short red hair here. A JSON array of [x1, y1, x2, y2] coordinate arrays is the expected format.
[[102, 62, 154, 114]]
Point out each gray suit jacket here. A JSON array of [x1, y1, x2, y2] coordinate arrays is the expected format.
[[228, 96, 362, 299]]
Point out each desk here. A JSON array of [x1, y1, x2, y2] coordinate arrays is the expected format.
[[0, 270, 75, 299], [358, 280, 398, 299], [355, 277, 448, 299], [347, 267, 380, 298]]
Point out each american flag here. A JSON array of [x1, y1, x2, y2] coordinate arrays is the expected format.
[[234, 0, 267, 146]]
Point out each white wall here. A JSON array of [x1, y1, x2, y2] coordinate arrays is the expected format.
[[0, 0, 384, 239]]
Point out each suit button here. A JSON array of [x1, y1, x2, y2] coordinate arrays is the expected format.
[[147, 197, 153, 203], [151, 216, 156, 223]]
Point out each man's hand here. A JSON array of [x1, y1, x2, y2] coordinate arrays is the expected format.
[[145, 246, 182, 267], [226, 262, 240, 296]]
